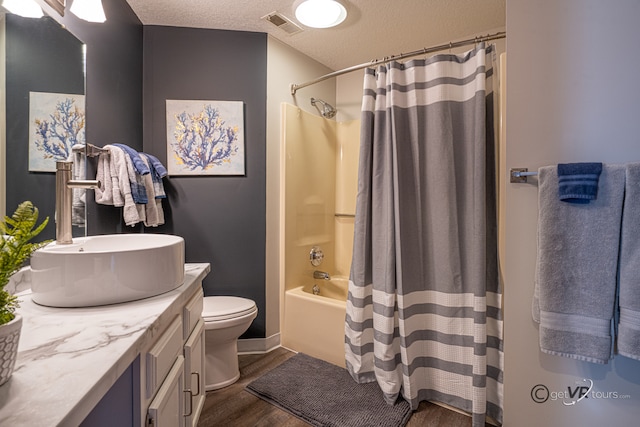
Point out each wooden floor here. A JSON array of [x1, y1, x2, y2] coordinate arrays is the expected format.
[[197, 347, 482, 427]]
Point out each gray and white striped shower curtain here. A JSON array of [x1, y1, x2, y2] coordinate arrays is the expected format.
[[345, 44, 503, 426]]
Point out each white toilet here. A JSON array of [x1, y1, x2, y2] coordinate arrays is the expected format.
[[202, 296, 258, 391]]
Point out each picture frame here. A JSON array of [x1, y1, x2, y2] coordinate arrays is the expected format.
[[166, 99, 245, 176], [44, 0, 65, 16], [29, 91, 86, 172]]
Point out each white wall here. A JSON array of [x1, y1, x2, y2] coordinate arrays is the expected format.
[[336, 72, 362, 122], [504, 1, 640, 425], [265, 37, 335, 342]]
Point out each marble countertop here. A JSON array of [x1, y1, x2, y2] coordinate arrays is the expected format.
[[0, 263, 211, 427]]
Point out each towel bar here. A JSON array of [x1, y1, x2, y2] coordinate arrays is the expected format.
[[72, 143, 108, 157], [510, 168, 538, 183]]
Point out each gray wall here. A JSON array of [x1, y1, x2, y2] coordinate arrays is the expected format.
[[8, 0, 145, 236], [16, 2, 269, 339], [41, 0, 144, 149], [5, 14, 84, 241], [142, 26, 267, 338], [504, 0, 640, 425], [72, 0, 145, 235]]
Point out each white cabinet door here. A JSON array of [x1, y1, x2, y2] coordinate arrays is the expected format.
[[183, 290, 204, 340], [148, 355, 186, 427], [184, 319, 205, 427], [146, 316, 183, 399]]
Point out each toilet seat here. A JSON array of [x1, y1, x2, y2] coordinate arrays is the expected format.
[[203, 296, 257, 322]]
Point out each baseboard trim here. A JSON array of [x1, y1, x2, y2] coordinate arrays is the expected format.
[[238, 333, 281, 354]]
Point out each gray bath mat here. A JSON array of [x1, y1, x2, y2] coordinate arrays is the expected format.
[[245, 353, 412, 427]]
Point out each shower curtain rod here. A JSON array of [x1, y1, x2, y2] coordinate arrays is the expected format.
[[290, 31, 506, 95]]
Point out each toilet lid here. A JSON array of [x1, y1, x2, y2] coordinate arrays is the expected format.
[[203, 296, 257, 321]]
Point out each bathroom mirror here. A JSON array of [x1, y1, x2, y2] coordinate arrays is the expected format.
[[1, 12, 86, 241]]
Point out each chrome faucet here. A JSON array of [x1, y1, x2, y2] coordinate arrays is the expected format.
[[55, 161, 101, 244], [313, 270, 330, 280]]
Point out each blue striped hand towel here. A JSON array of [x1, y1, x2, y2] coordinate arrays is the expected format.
[[557, 162, 602, 203]]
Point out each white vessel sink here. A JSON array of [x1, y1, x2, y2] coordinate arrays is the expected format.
[[30, 234, 185, 308]]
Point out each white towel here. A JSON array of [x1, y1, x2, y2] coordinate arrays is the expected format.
[[155, 199, 165, 226], [95, 149, 114, 205], [107, 145, 143, 226], [107, 147, 125, 207], [119, 149, 146, 225], [95, 146, 166, 228]]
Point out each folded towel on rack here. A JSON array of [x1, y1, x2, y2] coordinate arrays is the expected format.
[[138, 155, 164, 227], [618, 163, 640, 360], [112, 143, 150, 176], [145, 153, 167, 178], [95, 148, 115, 205], [107, 147, 125, 207], [142, 153, 167, 199], [105, 145, 143, 226], [557, 162, 603, 203], [533, 164, 625, 364], [140, 153, 166, 226], [118, 148, 148, 205], [67, 144, 87, 227]]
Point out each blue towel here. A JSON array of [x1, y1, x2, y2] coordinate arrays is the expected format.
[[112, 143, 150, 176], [557, 162, 602, 203], [145, 153, 168, 178], [141, 153, 167, 199]]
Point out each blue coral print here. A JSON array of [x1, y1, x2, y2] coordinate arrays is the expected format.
[[166, 100, 245, 175], [29, 92, 85, 172]]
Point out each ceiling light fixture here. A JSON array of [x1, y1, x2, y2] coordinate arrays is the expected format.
[[1, 0, 44, 18], [70, 0, 106, 23], [294, 0, 347, 29]]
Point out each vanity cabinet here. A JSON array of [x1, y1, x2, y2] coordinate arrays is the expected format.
[[147, 355, 186, 427], [3, 263, 211, 427], [144, 288, 206, 427], [183, 290, 206, 427]]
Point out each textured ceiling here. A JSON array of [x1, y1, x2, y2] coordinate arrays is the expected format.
[[125, 0, 506, 71]]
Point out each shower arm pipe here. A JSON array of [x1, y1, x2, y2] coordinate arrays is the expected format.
[[290, 31, 506, 95]]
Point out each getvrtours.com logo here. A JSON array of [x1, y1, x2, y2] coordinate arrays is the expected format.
[[531, 379, 631, 406]]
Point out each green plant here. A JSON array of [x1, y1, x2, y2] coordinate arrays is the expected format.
[[0, 201, 50, 324]]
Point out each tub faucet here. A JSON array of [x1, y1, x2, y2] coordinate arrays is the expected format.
[[55, 161, 101, 245], [313, 270, 330, 280]]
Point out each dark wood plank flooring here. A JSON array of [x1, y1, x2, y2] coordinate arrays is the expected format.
[[197, 347, 483, 427]]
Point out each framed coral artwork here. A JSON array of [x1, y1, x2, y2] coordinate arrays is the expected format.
[[28, 91, 85, 172], [166, 100, 245, 176]]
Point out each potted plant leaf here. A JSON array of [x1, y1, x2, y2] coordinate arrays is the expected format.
[[0, 201, 49, 386]]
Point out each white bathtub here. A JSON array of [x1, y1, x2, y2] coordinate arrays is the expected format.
[[282, 277, 348, 367]]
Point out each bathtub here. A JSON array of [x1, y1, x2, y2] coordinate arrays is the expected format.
[[282, 277, 348, 367]]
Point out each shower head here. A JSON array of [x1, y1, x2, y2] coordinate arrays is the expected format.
[[310, 97, 337, 119]]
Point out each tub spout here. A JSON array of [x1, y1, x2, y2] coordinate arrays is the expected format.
[[313, 270, 330, 280]]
